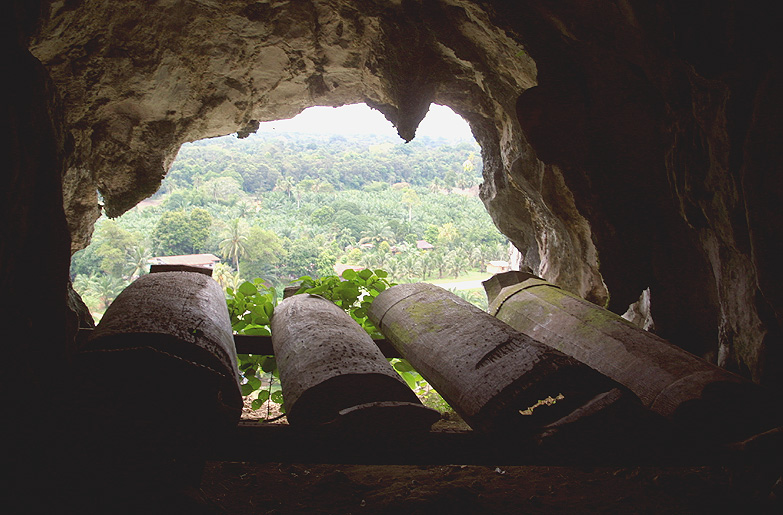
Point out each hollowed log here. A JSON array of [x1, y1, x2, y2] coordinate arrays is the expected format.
[[368, 282, 622, 434], [79, 271, 243, 430], [484, 271, 782, 442], [270, 294, 439, 431]]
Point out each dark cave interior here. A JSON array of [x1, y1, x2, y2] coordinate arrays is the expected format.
[[3, 1, 783, 512]]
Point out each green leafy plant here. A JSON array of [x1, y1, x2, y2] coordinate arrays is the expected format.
[[226, 277, 276, 336], [293, 268, 393, 338], [226, 278, 283, 415]]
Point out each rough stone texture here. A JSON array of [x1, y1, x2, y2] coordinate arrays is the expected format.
[[86, 271, 242, 395], [31, 0, 545, 252], [4, 1, 783, 510], [488, 0, 783, 390], [19, 0, 783, 392]]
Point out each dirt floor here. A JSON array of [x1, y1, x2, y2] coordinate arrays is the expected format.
[[191, 401, 782, 514], [199, 461, 779, 514]]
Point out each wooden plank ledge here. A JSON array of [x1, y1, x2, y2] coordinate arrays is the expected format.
[[76, 328, 400, 358]]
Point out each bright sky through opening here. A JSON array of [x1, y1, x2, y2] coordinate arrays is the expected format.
[[255, 103, 474, 142]]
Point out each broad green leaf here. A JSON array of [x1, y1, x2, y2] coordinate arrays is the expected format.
[[307, 283, 330, 295], [250, 314, 270, 327], [260, 356, 277, 373], [243, 325, 271, 336], [238, 281, 258, 296], [247, 375, 262, 389], [241, 383, 256, 396], [393, 359, 414, 373], [240, 361, 257, 372], [401, 371, 418, 389]]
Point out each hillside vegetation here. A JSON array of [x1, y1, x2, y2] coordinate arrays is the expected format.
[[71, 132, 507, 317]]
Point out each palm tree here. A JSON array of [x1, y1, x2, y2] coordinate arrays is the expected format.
[[274, 177, 294, 198], [429, 177, 445, 193], [384, 255, 401, 283], [88, 274, 126, 312], [220, 219, 248, 270], [401, 188, 421, 224], [399, 251, 421, 281], [235, 200, 252, 218], [359, 252, 380, 270], [374, 243, 391, 269], [125, 245, 152, 280], [431, 250, 448, 279], [437, 222, 459, 249], [360, 220, 395, 246], [72, 274, 92, 295], [447, 250, 469, 279], [469, 247, 484, 270], [419, 250, 435, 281], [293, 181, 305, 209], [212, 262, 234, 291], [224, 270, 243, 291]]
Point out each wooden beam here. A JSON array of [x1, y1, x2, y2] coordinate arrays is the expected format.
[[77, 328, 401, 358], [149, 264, 213, 275]]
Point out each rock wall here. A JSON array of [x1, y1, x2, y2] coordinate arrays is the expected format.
[[488, 0, 783, 388], [3, 1, 75, 509], [30, 0, 604, 305], [20, 0, 783, 389]]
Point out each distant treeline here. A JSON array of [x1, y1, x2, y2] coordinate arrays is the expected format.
[[162, 132, 483, 195]]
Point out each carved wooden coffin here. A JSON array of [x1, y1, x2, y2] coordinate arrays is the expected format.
[[369, 282, 621, 434], [79, 271, 243, 431], [271, 294, 439, 431], [484, 271, 780, 442]]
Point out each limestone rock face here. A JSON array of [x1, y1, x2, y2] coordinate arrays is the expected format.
[[30, 0, 603, 306], [491, 0, 783, 387], [27, 1, 783, 389]]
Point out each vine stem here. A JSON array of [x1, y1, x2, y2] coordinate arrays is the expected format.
[[266, 371, 273, 420]]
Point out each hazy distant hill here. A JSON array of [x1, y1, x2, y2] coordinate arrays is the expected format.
[[164, 132, 483, 195]]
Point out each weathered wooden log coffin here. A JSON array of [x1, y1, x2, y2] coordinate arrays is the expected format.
[[77, 270, 243, 432], [368, 282, 625, 434], [67, 271, 244, 495], [271, 293, 440, 431], [484, 271, 781, 442]]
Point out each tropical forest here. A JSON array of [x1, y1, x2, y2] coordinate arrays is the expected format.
[[72, 122, 509, 321]]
